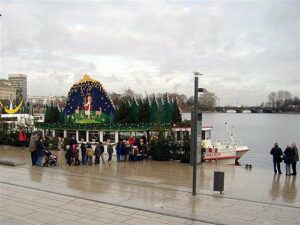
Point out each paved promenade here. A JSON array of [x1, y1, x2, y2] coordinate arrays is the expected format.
[[0, 145, 299, 225]]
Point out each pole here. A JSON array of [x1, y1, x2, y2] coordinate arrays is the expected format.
[[192, 76, 198, 195]]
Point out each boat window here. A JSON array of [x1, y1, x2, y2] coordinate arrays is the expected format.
[[202, 130, 205, 140], [176, 131, 182, 140], [89, 131, 99, 142], [55, 130, 64, 138], [119, 132, 131, 141], [79, 131, 86, 142], [206, 131, 211, 140], [103, 131, 115, 142], [67, 131, 76, 140]]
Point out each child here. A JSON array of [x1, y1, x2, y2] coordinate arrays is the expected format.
[[86, 143, 93, 165]]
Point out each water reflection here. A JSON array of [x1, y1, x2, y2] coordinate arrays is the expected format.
[[29, 168, 43, 182], [281, 176, 297, 203], [269, 175, 297, 203], [269, 175, 281, 201]]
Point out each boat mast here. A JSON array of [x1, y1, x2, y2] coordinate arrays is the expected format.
[[225, 122, 235, 145]]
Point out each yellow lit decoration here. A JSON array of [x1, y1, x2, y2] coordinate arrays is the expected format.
[[0, 99, 23, 114]]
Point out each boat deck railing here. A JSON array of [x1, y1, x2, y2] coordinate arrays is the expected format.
[[214, 139, 244, 147]]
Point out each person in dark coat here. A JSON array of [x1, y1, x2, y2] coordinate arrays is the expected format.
[[35, 136, 45, 167], [120, 141, 127, 161], [65, 145, 73, 166], [270, 143, 283, 174], [291, 143, 299, 176], [283, 145, 295, 176], [80, 143, 87, 165], [116, 141, 122, 162], [94, 143, 102, 164]]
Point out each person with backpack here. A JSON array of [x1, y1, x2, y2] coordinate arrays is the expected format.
[[28, 133, 38, 166]]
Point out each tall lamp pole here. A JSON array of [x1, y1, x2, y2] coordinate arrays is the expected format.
[[192, 71, 207, 196], [192, 71, 202, 195]]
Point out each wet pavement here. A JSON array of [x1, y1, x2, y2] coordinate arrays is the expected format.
[[0, 145, 299, 225]]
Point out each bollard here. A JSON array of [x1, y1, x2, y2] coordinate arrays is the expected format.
[[213, 171, 224, 194]]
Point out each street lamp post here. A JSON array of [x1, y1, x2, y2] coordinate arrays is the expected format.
[[192, 71, 206, 196]]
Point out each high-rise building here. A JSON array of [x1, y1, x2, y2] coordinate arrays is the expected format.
[[8, 74, 27, 100], [0, 79, 16, 100]]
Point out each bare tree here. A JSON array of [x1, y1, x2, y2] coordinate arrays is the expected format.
[[268, 92, 277, 109]]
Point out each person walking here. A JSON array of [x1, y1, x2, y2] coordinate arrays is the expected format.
[[28, 133, 38, 166], [283, 145, 295, 176], [270, 143, 283, 174], [35, 135, 45, 167], [291, 143, 299, 176]]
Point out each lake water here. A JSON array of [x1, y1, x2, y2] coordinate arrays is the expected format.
[[182, 112, 300, 169]]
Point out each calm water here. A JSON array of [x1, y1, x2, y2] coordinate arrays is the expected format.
[[182, 112, 300, 169]]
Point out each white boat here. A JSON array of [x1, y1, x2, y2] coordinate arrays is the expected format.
[[202, 123, 250, 165]]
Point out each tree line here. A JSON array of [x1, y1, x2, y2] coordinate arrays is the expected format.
[[43, 91, 182, 125], [261, 90, 300, 112]]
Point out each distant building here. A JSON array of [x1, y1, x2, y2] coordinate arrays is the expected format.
[[8, 74, 27, 100], [0, 79, 16, 100]]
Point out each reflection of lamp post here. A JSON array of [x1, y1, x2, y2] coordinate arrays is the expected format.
[[192, 71, 207, 196]]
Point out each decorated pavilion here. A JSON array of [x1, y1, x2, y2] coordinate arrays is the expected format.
[[35, 74, 181, 143]]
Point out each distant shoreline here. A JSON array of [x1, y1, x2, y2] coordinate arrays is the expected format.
[[181, 111, 300, 114]]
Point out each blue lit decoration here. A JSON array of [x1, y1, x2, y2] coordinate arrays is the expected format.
[[64, 74, 115, 123]]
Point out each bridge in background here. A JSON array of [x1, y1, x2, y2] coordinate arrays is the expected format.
[[215, 106, 276, 113]]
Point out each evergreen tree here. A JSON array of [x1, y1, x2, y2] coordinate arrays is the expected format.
[[172, 98, 182, 124], [58, 110, 65, 123], [137, 96, 150, 123], [149, 95, 160, 123], [44, 102, 60, 123], [161, 93, 172, 123], [130, 98, 139, 123], [117, 100, 130, 123]]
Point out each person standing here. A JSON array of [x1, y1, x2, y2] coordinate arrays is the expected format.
[[291, 143, 299, 176], [19, 128, 27, 149], [80, 143, 87, 165], [270, 143, 283, 174], [94, 143, 101, 164], [283, 145, 295, 176], [86, 143, 93, 165], [116, 141, 122, 162], [36, 135, 45, 167], [120, 141, 127, 162], [99, 142, 105, 164], [107, 139, 114, 163], [28, 133, 38, 166]]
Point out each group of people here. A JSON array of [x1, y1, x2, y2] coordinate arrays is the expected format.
[[270, 142, 299, 176], [64, 134, 148, 166]]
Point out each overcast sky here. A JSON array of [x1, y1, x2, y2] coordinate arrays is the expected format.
[[0, 0, 299, 106]]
